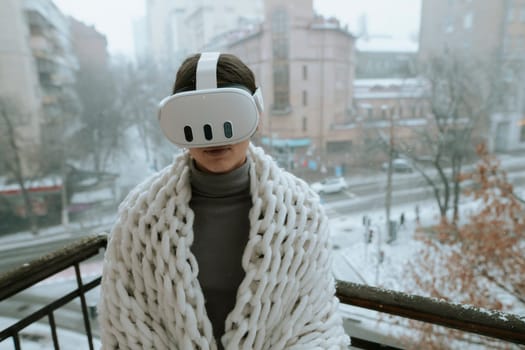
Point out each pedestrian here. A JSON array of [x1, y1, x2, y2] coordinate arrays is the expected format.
[[415, 204, 420, 224], [97, 52, 349, 349], [400, 212, 405, 229], [367, 228, 374, 244]]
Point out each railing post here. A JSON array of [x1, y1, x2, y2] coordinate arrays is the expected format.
[[0, 235, 107, 349], [75, 263, 95, 350], [13, 333, 20, 350], [48, 311, 60, 349]]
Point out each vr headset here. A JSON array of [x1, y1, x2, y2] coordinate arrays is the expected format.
[[158, 52, 264, 148]]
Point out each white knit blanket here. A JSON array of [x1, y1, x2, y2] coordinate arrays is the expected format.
[[98, 144, 350, 349]]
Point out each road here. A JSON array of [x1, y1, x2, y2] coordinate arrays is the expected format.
[[321, 158, 525, 217]]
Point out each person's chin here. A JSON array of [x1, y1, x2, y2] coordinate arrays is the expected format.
[[206, 162, 234, 174]]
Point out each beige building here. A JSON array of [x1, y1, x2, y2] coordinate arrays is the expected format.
[[222, 0, 356, 173]]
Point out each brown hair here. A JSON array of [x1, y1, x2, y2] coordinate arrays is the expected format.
[[172, 53, 257, 94]]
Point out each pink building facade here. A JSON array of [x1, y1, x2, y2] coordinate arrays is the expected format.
[[226, 0, 356, 174]]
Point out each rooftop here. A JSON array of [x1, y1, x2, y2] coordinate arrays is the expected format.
[[356, 35, 418, 53]]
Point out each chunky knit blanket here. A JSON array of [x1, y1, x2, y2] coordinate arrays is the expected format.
[[98, 144, 350, 349]]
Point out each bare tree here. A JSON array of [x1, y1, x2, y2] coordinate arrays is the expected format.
[[112, 59, 176, 166], [0, 97, 38, 234], [396, 53, 500, 224], [71, 59, 127, 174]]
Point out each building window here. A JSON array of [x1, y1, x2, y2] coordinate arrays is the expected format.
[[504, 36, 512, 54], [381, 105, 389, 119], [507, 6, 515, 22], [444, 15, 454, 33], [463, 12, 473, 29], [419, 106, 426, 117], [303, 65, 308, 80], [272, 8, 288, 33], [271, 8, 290, 112], [517, 35, 525, 53], [302, 90, 307, 106], [273, 64, 290, 111], [520, 123, 525, 142], [273, 37, 288, 59], [302, 116, 307, 132]]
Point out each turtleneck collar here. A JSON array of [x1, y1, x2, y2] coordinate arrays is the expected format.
[[189, 159, 250, 197]]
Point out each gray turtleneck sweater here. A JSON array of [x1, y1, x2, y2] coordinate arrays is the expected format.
[[189, 160, 251, 347]]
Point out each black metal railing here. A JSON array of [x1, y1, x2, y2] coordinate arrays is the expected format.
[[1, 234, 524, 349], [0, 234, 107, 350], [336, 281, 525, 348]]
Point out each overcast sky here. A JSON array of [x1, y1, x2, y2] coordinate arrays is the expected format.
[[53, 0, 421, 57]]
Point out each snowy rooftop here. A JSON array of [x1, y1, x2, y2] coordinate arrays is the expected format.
[[353, 78, 426, 99], [0, 176, 62, 193], [356, 35, 418, 53], [354, 78, 424, 88]]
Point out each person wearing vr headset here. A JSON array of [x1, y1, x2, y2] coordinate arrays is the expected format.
[[98, 52, 350, 349]]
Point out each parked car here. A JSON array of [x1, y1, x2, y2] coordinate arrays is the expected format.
[[311, 177, 349, 194], [382, 158, 414, 173]]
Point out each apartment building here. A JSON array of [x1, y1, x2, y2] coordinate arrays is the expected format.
[[0, 0, 79, 176], [0, 0, 43, 175], [25, 0, 80, 145], [419, 0, 505, 58], [70, 18, 109, 69], [143, 0, 263, 67], [419, 0, 525, 60], [419, 0, 525, 153]]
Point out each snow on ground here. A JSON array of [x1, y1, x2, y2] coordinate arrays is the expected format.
[[329, 185, 523, 291], [329, 188, 524, 349], [330, 198, 439, 288]]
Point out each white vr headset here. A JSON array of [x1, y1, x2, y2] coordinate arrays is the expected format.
[[158, 52, 264, 147]]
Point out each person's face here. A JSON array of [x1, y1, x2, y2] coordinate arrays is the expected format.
[[189, 140, 250, 174]]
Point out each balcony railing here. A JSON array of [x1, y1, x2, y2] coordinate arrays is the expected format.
[[1, 234, 524, 349]]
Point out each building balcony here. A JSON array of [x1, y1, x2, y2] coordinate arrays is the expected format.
[[25, 10, 53, 31], [24, 0, 68, 35], [0, 235, 524, 349]]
